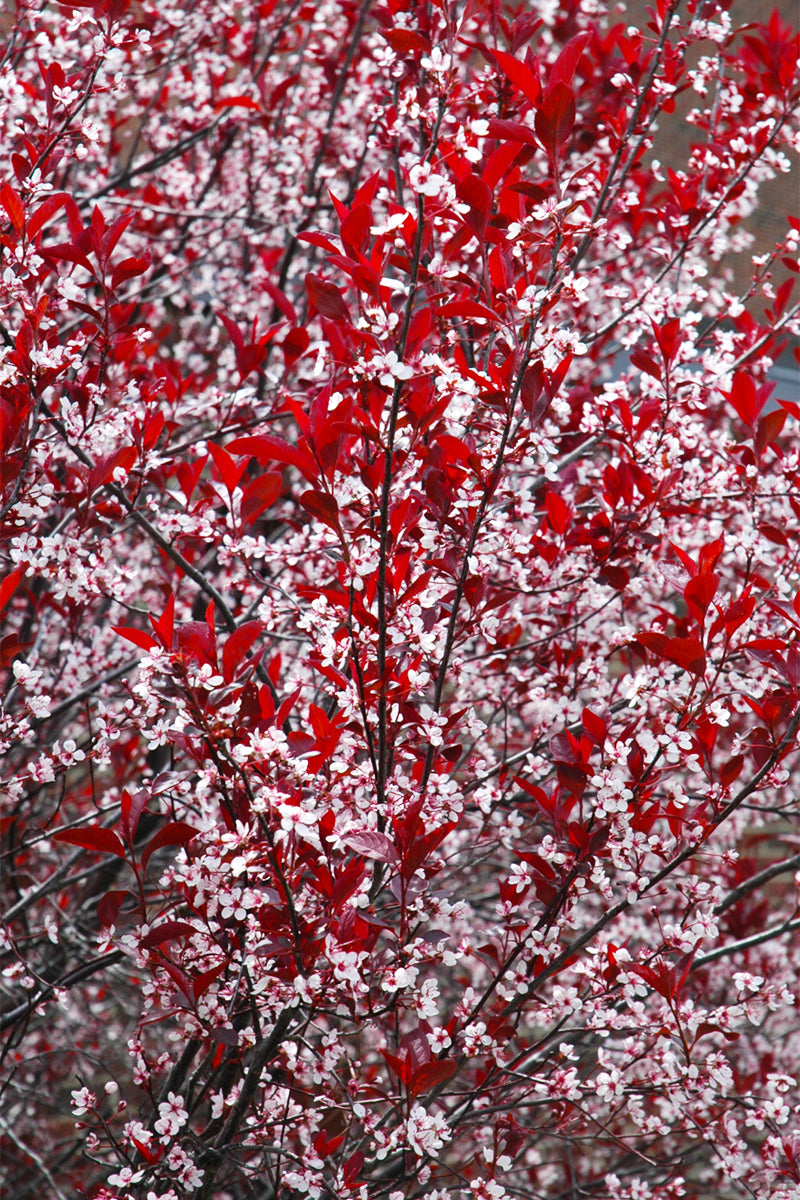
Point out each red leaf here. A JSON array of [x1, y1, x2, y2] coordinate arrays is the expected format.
[[520, 361, 550, 427], [638, 632, 706, 677], [343, 1150, 364, 1187], [719, 755, 744, 787], [548, 30, 591, 93], [0, 634, 31, 667], [227, 435, 318, 482], [305, 274, 350, 322], [582, 709, 607, 746], [486, 117, 538, 145], [343, 830, 399, 864], [192, 963, 227, 1000], [340, 202, 372, 255], [382, 1049, 410, 1084], [756, 408, 786, 456], [724, 588, 755, 636], [219, 311, 244, 351], [437, 299, 499, 323], [141, 921, 197, 948], [697, 536, 724, 575], [313, 1129, 346, 1159], [262, 279, 296, 323], [208, 441, 248, 494], [157, 959, 193, 1004], [669, 542, 699, 579], [684, 572, 718, 627], [276, 684, 302, 728], [410, 1058, 458, 1095], [176, 616, 217, 667], [652, 317, 684, 364], [545, 490, 571, 534], [381, 28, 430, 54], [516, 778, 549, 807], [630, 347, 662, 381], [0, 565, 24, 612], [535, 82, 575, 156], [222, 620, 264, 681], [12, 152, 30, 182], [101, 211, 132, 260], [176, 455, 208, 503], [112, 624, 157, 651], [400, 1026, 431, 1071], [142, 410, 165, 452], [760, 522, 788, 547], [297, 231, 338, 253], [241, 472, 281, 526], [0, 183, 24, 233], [668, 637, 708, 677], [88, 446, 137, 495], [299, 489, 341, 534], [728, 372, 763, 427], [97, 889, 129, 927], [48, 241, 93, 272], [599, 564, 629, 591], [54, 827, 126, 858], [110, 253, 151, 291], [281, 326, 309, 365], [150, 593, 175, 650], [456, 173, 493, 237], [632, 962, 672, 1000], [214, 95, 260, 110], [28, 193, 69, 240], [142, 822, 198, 871], [120, 788, 150, 846], [494, 49, 541, 105]]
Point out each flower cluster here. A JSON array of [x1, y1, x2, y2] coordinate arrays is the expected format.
[[1, 0, 799, 1198]]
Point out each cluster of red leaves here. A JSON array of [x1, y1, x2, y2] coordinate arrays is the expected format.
[[1, 1, 800, 1198]]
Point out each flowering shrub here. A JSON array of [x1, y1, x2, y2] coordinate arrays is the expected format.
[[1, 0, 799, 1197]]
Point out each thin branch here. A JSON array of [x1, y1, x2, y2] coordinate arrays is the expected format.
[[0, 1114, 70, 1200], [30, 657, 140, 728], [0, 951, 124, 1034], [715, 853, 800, 916], [41, 404, 237, 631], [197, 1008, 295, 1200], [695, 917, 800, 968]]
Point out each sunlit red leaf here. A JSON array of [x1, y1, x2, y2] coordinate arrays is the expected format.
[[0, 566, 24, 612], [343, 830, 399, 864]]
